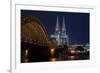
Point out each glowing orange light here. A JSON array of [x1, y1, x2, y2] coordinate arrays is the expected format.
[[50, 58, 56, 62], [51, 48, 55, 52], [50, 48, 55, 56]]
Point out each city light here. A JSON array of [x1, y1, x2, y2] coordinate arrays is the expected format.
[[50, 48, 55, 56], [70, 49, 76, 54], [25, 48, 28, 56]]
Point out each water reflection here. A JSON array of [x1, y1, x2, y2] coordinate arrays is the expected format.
[[24, 59, 29, 63], [50, 58, 56, 62], [22, 47, 89, 62], [24, 49, 29, 63]]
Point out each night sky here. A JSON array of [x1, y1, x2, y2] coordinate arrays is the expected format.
[[21, 10, 89, 45]]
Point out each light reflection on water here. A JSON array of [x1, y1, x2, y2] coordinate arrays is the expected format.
[[24, 59, 29, 63], [67, 56, 76, 60], [50, 58, 57, 62], [22, 48, 89, 62], [50, 56, 77, 62]]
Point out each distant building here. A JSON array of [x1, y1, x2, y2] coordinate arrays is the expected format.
[[71, 44, 84, 48], [84, 43, 89, 49]]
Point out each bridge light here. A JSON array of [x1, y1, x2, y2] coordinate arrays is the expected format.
[[25, 48, 28, 56], [50, 48, 55, 56]]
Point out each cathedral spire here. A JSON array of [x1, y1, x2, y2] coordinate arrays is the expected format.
[[62, 16, 66, 32], [55, 16, 60, 34], [61, 16, 69, 46]]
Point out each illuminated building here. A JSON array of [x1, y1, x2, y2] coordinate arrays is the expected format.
[[50, 16, 69, 47]]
